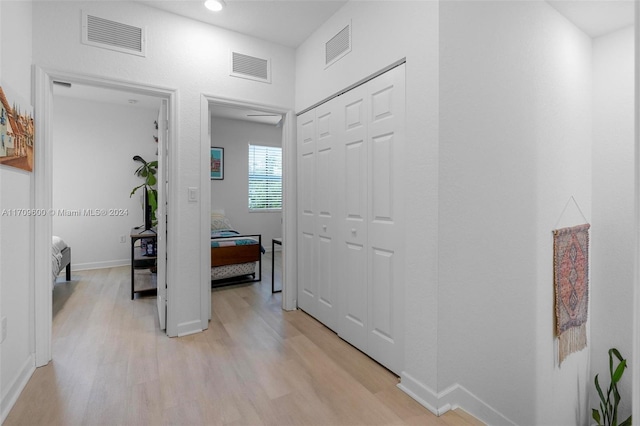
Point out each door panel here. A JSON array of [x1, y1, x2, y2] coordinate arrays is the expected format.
[[341, 241, 368, 352], [366, 65, 405, 374], [156, 99, 168, 331], [297, 111, 317, 316], [371, 134, 394, 222], [338, 86, 369, 350], [370, 247, 394, 341], [314, 103, 339, 331]]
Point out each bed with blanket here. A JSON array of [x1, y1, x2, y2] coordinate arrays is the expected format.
[[210, 211, 263, 287], [52, 236, 71, 285]]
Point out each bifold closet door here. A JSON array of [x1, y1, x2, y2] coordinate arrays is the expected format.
[[297, 64, 405, 374], [338, 64, 405, 374], [296, 102, 340, 331]]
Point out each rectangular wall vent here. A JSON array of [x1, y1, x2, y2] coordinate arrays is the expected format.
[[230, 52, 271, 84], [82, 11, 146, 57], [325, 23, 351, 68]]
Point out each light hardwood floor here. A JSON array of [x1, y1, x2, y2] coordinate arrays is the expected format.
[[5, 252, 483, 426]]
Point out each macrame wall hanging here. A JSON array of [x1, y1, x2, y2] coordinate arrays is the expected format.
[[553, 223, 590, 365]]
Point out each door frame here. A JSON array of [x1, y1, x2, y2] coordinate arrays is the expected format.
[[634, 0, 640, 420], [200, 94, 297, 315], [33, 67, 178, 365]]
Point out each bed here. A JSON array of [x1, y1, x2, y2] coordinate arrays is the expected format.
[[210, 211, 263, 287], [52, 235, 71, 285]]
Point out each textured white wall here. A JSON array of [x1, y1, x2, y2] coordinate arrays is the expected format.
[[439, 2, 592, 424], [52, 96, 159, 270], [591, 25, 635, 423], [210, 117, 282, 248], [296, 0, 440, 396], [0, 0, 33, 421], [32, 1, 295, 335]]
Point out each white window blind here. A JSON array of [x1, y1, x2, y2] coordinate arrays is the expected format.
[[248, 144, 282, 211]]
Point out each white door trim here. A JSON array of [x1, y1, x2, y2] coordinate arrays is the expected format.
[[34, 66, 178, 364], [633, 0, 639, 421], [200, 94, 297, 313]]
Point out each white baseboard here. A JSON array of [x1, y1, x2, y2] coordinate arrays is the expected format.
[[68, 259, 129, 272], [1, 354, 35, 423], [399, 371, 516, 425], [176, 320, 203, 337], [398, 372, 442, 416]]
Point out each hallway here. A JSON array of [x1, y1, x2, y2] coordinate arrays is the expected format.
[[5, 257, 481, 425]]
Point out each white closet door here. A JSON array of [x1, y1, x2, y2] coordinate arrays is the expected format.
[[297, 64, 406, 374], [365, 65, 405, 373], [297, 110, 318, 318], [314, 102, 340, 330], [338, 83, 369, 353], [337, 64, 405, 373]]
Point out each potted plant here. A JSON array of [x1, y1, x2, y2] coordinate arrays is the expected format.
[[130, 155, 158, 228], [592, 348, 632, 426]]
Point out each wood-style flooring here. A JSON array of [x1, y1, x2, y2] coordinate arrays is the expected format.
[[5, 252, 483, 426]]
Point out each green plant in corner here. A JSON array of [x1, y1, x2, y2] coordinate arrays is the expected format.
[[592, 348, 632, 426], [130, 155, 158, 227]]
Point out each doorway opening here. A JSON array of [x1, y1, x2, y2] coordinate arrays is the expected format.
[[199, 95, 297, 321], [34, 67, 177, 366]]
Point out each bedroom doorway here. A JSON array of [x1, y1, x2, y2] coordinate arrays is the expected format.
[[34, 68, 177, 366], [200, 95, 297, 320]]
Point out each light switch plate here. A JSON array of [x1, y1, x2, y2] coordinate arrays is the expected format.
[[188, 187, 198, 203]]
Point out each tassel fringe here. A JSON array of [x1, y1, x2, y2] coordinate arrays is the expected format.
[[558, 323, 587, 365]]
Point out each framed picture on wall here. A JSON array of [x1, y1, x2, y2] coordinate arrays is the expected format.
[[211, 147, 224, 180], [0, 85, 35, 172]]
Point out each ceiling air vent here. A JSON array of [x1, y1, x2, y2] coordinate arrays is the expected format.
[[82, 11, 146, 57], [230, 52, 271, 84], [325, 23, 351, 68]]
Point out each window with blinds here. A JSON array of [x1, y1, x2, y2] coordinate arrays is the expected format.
[[248, 144, 282, 211]]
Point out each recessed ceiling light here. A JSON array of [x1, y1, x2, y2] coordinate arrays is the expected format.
[[128, 99, 138, 104], [204, 0, 225, 12]]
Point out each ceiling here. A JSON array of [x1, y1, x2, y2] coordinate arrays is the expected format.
[[52, 82, 162, 110], [546, 0, 634, 38], [54, 1, 635, 121], [210, 104, 283, 125], [138, 0, 348, 48], [139, 0, 634, 48]]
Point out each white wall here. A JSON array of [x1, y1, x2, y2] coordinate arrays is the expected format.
[[52, 96, 159, 270], [439, 1, 593, 424], [591, 25, 635, 422], [0, 0, 34, 422], [296, 0, 441, 400], [32, 0, 295, 336], [210, 117, 282, 248]]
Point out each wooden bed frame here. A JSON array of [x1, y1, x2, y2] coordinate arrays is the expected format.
[[60, 246, 71, 281], [210, 234, 262, 286]]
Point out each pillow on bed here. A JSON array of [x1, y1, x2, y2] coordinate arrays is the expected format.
[[211, 211, 233, 231], [52, 236, 67, 253]]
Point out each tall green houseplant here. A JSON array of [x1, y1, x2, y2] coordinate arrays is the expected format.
[[130, 155, 158, 228], [592, 348, 632, 426]]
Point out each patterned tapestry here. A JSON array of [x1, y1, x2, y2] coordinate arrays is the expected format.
[[553, 223, 590, 365]]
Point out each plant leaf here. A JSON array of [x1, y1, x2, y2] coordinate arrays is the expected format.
[[619, 415, 632, 426], [595, 374, 606, 405], [592, 409, 601, 424], [609, 349, 615, 379], [612, 360, 626, 384], [610, 348, 624, 362], [130, 184, 144, 197]]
